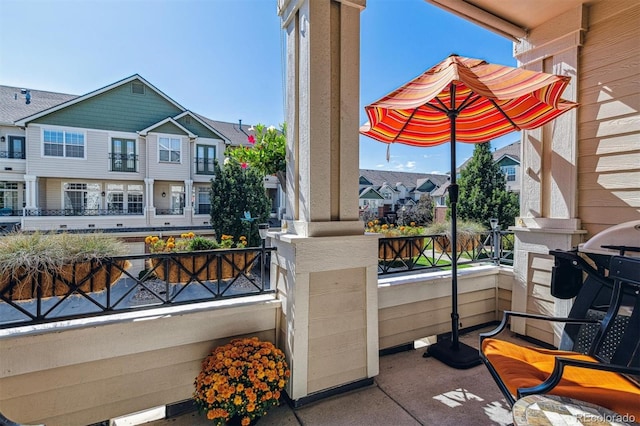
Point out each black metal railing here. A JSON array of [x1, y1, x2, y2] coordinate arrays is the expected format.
[[156, 208, 184, 215], [376, 230, 514, 275], [24, 208, 144, 216], [0, 151, 25, 159], [109, 153, 138, 172], [0, 246, 275, 329], [195, 158, 215, 175], [0, 208, 21, 216]]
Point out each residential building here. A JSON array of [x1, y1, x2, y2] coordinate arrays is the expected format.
[[456, 141, 521, 195], [0, 75, 283, 232], [358, 168, 449, 217]]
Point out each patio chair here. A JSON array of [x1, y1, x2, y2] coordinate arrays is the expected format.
[[479, 252, 640, 418]]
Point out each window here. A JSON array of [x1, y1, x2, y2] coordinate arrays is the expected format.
[[64, 183, 100, 214], [44, 129, 85, 158], [383, 191, 392, 200], [196, 187, 211, 215], [502, 166, 516, 182], [128, 185, 143, 213], [131, 82, 145, 94], [170, 185, 185, 213], [111, 138, 137, 172], [196, 145, 216, 174], [0, 182, 19, 214], [6, 136, 25, 159], [106, 183, 143, 214], [159, 136, 181, 163]]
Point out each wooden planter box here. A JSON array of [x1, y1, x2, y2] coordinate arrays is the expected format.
[[149, 252, 257, 283], [379, 238, 425, 261], [0, 260, 130, 301], [434, 235, 481, 253]]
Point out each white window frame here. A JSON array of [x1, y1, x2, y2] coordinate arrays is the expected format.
[[42, 126, 87, 160], [106, 183, 144, 214], [502, 166, 516, 182], [158, 135, 182, 164], [63, 182, 100, 213]]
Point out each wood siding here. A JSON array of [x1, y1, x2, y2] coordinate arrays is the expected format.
[[378, 269, 503, 350], [26, 125, 145, 180], [30, 82, 183, 133], [525, 253, 555, 344], [307, 268, 368, 393], [146, 134, 191, 180], [0, 297, 280, 426], [578, 2, 640, 237]]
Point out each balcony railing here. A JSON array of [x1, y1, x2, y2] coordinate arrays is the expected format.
[[195, 158, 215, 175], [24, 208, 144, 216], [109, 153, 138, 172], [0, 208, 22, 216], [0, 247, 275, 329], [156, 208, 184, 215], [0, 151, 25, 159], [376, 230, 514, 275]]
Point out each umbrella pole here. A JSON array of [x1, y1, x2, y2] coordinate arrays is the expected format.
[[425, 106, 481, 369]]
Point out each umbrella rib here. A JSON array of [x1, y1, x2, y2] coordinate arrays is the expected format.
[[489, 99, 521, 130], [425, 102, 448, 114], [391, 108, 419, 143], [458, 93, 482, 112], [434, 97, 451, 113]]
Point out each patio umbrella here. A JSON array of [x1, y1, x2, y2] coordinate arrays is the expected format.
[[360, 54, 578, 369]]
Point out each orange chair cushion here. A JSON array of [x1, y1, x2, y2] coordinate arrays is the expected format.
[[482, 338, 640, 418]]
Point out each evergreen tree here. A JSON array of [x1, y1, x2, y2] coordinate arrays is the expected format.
[[456, 142, 519, 227], [210, 160, 270, 247]]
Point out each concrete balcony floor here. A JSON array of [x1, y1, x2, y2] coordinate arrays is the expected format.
[[146, 327, 523, 426]]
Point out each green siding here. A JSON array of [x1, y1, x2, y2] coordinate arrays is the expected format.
[[153, 122, 188, 135], [360, 190, 384, 200], [32, 81, 183, 132], [416, 180, 436, 192], [359, 176, 373, 185], [496, 157, 518, 167], [177, 116, 221, 139]]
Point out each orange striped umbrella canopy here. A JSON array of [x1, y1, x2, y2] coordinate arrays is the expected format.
[[360, 54, 578, 146]]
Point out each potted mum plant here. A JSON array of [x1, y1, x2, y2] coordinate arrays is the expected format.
[[0, 231, 129, 301], [194, 337, 290, 425], [145, 233, 254, 282]]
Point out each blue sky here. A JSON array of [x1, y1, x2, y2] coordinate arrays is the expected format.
[[0, 0, 519, 174]]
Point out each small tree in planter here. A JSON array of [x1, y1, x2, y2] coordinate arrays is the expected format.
[[210, 159, 270, 247]]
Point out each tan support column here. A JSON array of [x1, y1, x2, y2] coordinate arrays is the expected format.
[[275, 0, 378, 403], [510, 5, 588, 346]]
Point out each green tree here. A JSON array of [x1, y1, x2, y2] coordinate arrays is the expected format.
[[456, 142, 519, 228], [404, 194, 434, 225], [210, 159, 270, 247]]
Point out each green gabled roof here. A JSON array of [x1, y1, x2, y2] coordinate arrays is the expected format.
[[416, 179, 437, 192], [496, 156, 519, 167], [140, 118, 195, 137], [359, 187, 384, 200], [15, 75, 185, 132], [174, 111, 223, 140], [360, 176, 374, 185]]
